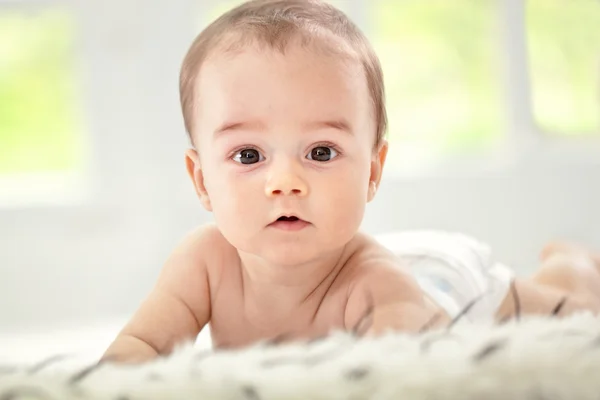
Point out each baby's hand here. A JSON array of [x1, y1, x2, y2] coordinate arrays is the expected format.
[[362, 301, 446, 336], [102, 334, 159, 364]]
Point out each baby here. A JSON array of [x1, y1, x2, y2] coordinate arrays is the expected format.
[[102, 0, 600, 363]]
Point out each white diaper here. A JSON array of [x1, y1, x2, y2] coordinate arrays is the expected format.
[[376, 231, 515, 323]]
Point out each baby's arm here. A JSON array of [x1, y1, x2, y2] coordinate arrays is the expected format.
[[101, 226, 213, 363], [345, 264, 449, 335]]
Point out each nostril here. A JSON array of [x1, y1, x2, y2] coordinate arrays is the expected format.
[[271, 189, 302, 195]]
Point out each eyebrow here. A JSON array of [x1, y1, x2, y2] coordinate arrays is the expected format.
[[304, 119, 353, 135], [213, 121, 266, 136], [213, 118, 353, 137]]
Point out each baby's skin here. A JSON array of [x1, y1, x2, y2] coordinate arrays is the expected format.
[[102, 224, 447, 363]]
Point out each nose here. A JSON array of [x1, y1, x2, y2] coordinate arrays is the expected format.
[[265, 159, 308, 197]]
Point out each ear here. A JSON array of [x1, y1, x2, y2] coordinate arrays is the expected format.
[[185, 148, 212, 212], [367, 139, 388, 202]]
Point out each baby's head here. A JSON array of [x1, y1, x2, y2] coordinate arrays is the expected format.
[[181, 0, 388, 265]]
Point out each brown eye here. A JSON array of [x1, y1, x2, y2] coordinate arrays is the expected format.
[[307, 146, 338, 162], [233, 148, 264, 164]]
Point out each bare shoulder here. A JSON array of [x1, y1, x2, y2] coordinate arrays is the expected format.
[[163, 222, 237, 291], [143, 222, 228, 320], [171, 223, 230, 260], [348, 234, 412, 290], [343, 233, 447, 333], [108, 223, 232, 357]]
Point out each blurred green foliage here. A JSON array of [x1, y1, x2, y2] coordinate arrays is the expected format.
[[0, 10, 81, 174], [374, 0, 503, 155], [526, 0, 600, 134]]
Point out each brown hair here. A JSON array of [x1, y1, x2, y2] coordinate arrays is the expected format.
[[179, 0, 387, 148]]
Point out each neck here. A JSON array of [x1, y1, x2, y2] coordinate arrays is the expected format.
[[237, 244, 351, 325]]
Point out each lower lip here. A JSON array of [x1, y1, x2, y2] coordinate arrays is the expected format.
[[269, 219, 310, 231]]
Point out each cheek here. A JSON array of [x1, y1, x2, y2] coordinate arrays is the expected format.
[[204, 167, 263, 221], [330, 181, 368, 216], [317, 163, 370, 233]]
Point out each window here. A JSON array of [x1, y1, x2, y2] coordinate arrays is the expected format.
[[371, 0, 504, 172], [369, 0, 600, 172], [526, 0, 600, 135], [0, 8, 84, 176]]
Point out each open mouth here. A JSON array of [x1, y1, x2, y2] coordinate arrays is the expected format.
[[270, 215, 309, 231], [277, 216, 299, 222]]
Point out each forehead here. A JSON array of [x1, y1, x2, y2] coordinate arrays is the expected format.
[[193, 40, 373, 136]]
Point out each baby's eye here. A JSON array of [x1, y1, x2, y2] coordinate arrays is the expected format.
[[307, 146, 338, 162], [232, 148, 264, 165]]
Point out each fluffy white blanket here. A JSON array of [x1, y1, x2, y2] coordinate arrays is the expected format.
[[2, 313, 600, 400]]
